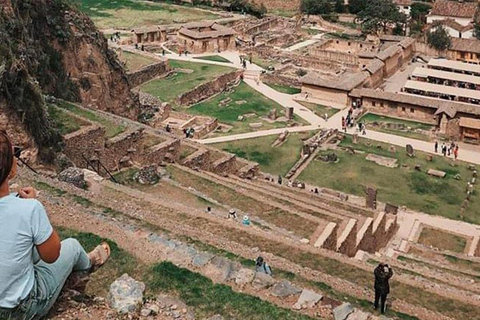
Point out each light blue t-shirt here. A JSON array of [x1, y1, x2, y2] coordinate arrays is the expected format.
[[0, 194, 53, 308]]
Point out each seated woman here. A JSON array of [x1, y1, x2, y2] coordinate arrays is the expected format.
[[0, 131, 111, 320]]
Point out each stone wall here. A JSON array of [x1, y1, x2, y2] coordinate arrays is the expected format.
[[182, 148, 211, 170], [361, 98, 437, 124], [211, 154, 238, 175], [64, 125, 106, 168], [262, 73, 301, 89], [127, 61, 170, 88], [139, 139, 181, 166], [446, 118, 462, 141], [302, 84, 350, 107], [104, 129, 145, 170], [177, 71, 241, 106]]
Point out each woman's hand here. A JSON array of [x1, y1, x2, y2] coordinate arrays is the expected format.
[[18, 187, 38, 199]]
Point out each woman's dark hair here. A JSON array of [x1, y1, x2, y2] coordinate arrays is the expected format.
[[0, 130, 13, 186]]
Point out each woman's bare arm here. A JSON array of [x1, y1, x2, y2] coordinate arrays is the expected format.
[[36, 230, 61, 264]]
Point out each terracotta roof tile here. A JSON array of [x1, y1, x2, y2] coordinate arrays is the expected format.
[[430, 0, 477, 18]]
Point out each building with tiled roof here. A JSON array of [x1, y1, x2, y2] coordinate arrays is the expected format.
[[177, 22, 236, 53], [427, 0, 477, 27], [427, 18, 474, 39]]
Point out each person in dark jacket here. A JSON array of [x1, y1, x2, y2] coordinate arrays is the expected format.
[[374, 262, 393, 314]]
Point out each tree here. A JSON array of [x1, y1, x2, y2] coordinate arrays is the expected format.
[[348, 0, 367, 14], [427, 25, 451, 51], [335, 0, 345, 13], [300, 0, 332, 15], [393, 23, 404, 36], [410, 2, 431, 22], [358, 0, 406, 34], [474, 21, 480, 40]]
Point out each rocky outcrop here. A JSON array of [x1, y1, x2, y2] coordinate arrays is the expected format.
[[108, 274, 145, 314], [0, 0, 139, 162]]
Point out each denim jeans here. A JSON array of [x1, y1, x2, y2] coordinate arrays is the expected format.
[[0, 238, 91, 320]]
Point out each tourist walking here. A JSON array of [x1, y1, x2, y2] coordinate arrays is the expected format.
[[0, 131, 111, 320], [434, 141, 438, 153], [228, 209, 237, 219], [341, 117, 346, 132], [374, 263, 393, 314], [454, 145, 459, 160]]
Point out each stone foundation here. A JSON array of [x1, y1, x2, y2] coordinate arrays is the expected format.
[[127, 60, 170, 88]]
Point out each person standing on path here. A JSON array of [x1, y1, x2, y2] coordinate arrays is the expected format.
[[454, 145, 459, 160], [434, 141, 438, 153], [374, 263, 393, 314]]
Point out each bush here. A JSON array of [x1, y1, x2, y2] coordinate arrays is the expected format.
[[300, 0, 332, 15], [230, 0, 267, 18], [427, 25, 451, 51]]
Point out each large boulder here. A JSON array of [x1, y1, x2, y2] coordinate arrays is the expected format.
[[234, 268, 255, 286], [271, 280, 302, 297], [292, 289, 323, 309], [333, 303, 354, 320], [346, 309, 369, 320], [58, 167, 87, 189], [191, 252, 214, 268], [252, 272, 275, 290], [202, 256, 237, 283], [108, 274, 145, 314], [134, 165, 161, 185]]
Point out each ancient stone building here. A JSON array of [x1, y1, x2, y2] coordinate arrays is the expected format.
[[133, 26, 167, 44], [177, 22, 235, 54]]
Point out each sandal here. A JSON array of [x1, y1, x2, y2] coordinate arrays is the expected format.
[[88, 242, 111, 272]]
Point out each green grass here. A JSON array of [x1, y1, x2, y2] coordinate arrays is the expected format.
[[186, 82, 305, 135], [252, 56, 276, 70], [265, 83, 301, 95], [34, 181, 67, 197], [140, 60, 234, 104], [72, 195, 93, 207], [418, 227, 467, 253], [56, 101, 126, 138], [47, 105, 85, 135], [298, 136, 479, 224], [444, 254, 480, 274], [73, 0, 219, 29], [212, 133, 310, 176], [193, 55, 232, 63], [146, 261, 314, 320], [297, 101, 339, 118], [120, 51, 158, 72], [359, 113, 434, 141], [113, 168, 139, 185], [57, 227, 142, 296]]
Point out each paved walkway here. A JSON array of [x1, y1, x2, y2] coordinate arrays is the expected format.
[[283, 39, 320, 52]]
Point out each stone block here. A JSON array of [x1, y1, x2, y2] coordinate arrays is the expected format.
[[292, 289, 323, 310], [333, 303, 354, 320], [271, 280, 302, 297]]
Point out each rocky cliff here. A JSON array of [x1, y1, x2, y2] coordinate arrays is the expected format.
[[0, 0, 139, 161]]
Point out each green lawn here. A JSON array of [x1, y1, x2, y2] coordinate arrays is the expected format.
[[73, 0, 219, 29], [186, 81, 306, 135], [120, 51, 158, 72], [298, 136, 479, 224], [47, 105, 87, 135], [297, 101, 339, 118], [265, 83, 302, 95], [193, 55, 232, 63], [212, 133, 311, 176], [140, 60, 234, 104], [359, 113, 434, 141], [56, 101, 126, 138], [418, 227, 467, 253]]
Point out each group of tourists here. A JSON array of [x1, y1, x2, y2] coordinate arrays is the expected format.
[[341, 108, 364, 134], [109, 32, 121, 43], [434, 141, 459, 159]]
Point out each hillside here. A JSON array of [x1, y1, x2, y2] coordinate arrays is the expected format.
[[0, 0, 138, 161]]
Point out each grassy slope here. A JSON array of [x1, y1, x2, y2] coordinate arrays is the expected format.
[[297, 101, 339, 118], [57, 101, 126, 138], [265, 83, 302, 95], [47, 105, 84, 135], [193, 55, 232, 63], [140, 60, 234, 103], [213, 133, 309, 176], [73, 0, 219, 29], [147, 262, 314, 320], [298, 136, 479, 224], [120, 51, 158, 72]]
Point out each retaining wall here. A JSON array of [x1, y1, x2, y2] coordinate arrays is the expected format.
[[127, 61, 170, 87]]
